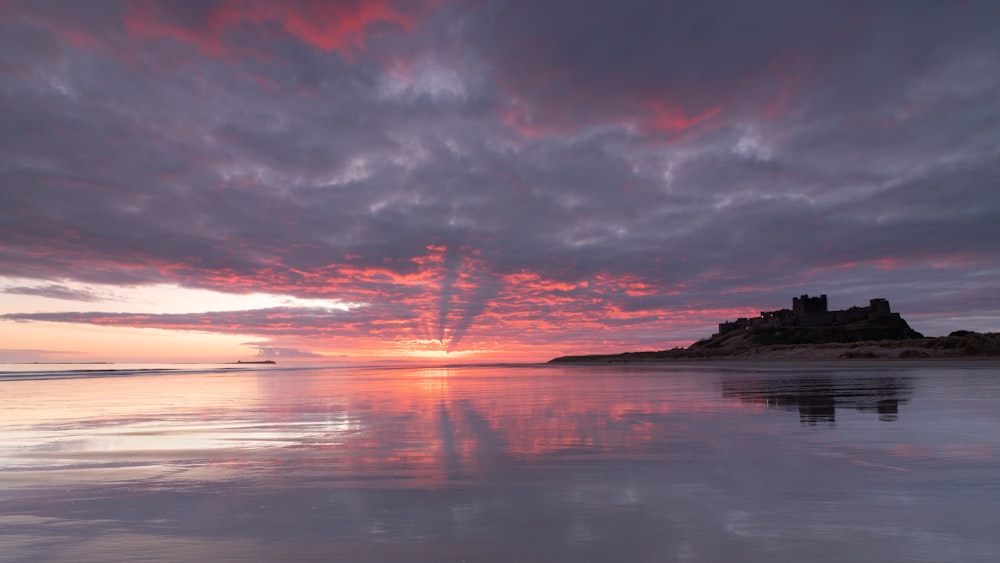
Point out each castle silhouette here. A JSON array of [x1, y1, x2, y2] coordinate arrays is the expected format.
[[715, 294, 898, 337]]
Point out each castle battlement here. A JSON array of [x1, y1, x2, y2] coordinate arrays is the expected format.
[[716, 294, 896, 336]]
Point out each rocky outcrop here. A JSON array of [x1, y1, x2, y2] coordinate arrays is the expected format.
[[547, 332, 1000, 363], [690, 313, 923, 350], [548, 294, 995, 363]]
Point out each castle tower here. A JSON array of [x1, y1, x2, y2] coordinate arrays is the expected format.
[[792, 294, 828, 315], [870, 298, 891, 316]]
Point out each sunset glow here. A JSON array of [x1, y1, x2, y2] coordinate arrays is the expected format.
[[2, 1, 999, 363]]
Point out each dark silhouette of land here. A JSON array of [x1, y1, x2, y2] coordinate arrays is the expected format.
[[550, 294, 1000, 363], [710, 294, 922, 344]]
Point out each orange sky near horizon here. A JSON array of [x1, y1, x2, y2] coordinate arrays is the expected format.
[[0, 277, 719, 364]]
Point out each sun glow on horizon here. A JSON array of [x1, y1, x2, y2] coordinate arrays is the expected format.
[[0, 321, 258, 363], [0, 278, 370, 363]]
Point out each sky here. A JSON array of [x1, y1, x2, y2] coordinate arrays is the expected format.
[[1, 0, 999, 363]]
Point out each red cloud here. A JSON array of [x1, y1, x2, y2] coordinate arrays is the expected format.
[[646, 100, 721, 133], [497, 86, 723, 140], [279, 0, 415, 52], [124, 0, 425, 58]]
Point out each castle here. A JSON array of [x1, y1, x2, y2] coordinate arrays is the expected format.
[[715, 294, 897, 337]]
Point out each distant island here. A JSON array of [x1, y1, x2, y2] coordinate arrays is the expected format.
[[550, 294, 1000, 363], [232, 360, 277, 364]]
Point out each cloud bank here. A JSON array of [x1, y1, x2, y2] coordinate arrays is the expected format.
[[2, 0, 998, 359]]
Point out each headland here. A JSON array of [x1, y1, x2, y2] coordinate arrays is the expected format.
[[549, 294, 1000, 363]]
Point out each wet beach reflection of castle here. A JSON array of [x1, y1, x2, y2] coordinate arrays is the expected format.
[[721, 374, 913, 426]]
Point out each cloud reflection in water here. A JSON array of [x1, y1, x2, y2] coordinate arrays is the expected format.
[[1, 364, 998, 562]]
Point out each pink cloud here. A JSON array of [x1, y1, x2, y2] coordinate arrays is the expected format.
[[645, 101, 721, 133], [124, 0, 428, 58]]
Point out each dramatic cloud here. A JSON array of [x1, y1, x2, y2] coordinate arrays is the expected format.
[[1, 0, 998, 360]]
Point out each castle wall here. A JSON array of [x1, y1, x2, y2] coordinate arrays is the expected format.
[[715, 295, 894, 336], [792, 294, 828, 315]]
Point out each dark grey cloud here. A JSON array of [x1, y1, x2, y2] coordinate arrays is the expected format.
[[2, 283, 100, 302], [467, 1, 1000, 127], [0, 306, 409, 339], [0, 0, 998, 357]]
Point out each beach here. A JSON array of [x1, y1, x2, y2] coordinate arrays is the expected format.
[[3, 362, 999, 562]]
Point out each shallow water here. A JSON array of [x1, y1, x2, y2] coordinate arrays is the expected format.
[[1, 363, 998, 562]]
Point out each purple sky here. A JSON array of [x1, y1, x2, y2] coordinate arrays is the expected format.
[[1, 0, 998, 362]]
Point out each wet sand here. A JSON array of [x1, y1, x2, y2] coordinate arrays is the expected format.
[[3, 363, 999, 562]]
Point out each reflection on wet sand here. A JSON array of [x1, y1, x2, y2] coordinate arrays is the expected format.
[[2, 365, 999, 563], [251, 366, 714, 482], [721, 374, 913, 425]]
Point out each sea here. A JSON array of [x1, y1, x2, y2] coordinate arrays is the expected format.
[[1, 361, 998, 562]]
